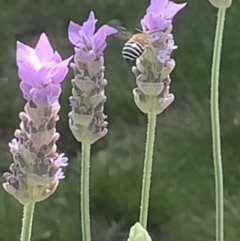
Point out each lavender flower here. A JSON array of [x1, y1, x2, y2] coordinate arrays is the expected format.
[[132, 0, 186, 115], [68, 11, 117, 144], [3, 33, 72, 204]]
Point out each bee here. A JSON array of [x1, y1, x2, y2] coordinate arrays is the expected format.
[[108, 20, 154, 62]]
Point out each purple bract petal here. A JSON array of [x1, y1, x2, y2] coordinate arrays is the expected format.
[[32, 83, 61, 105], [165, 2, 187, 19], [141, 12, 170, 31], [147, 0, 168, 13], [16, 42, 34, 67], [68, 21, 83, 46], [87, 11, 96, 22], [35, 33, 54, 63], [82, 11, 97, 39], [52, 51, 62, 63]]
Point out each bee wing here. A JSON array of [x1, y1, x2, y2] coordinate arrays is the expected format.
[[108, 19, 132, 40], [108, 19, 123, 30]]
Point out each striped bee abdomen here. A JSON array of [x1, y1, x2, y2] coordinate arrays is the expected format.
[[122, 41, 144, 61]]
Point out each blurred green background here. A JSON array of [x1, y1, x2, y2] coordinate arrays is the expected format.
[[1, 0, 240, 240]]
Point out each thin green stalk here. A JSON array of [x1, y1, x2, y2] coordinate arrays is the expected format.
[[139, 113, 157, 229], [20, 202, 35, 241], [210, 7, 226, 241], [81, 143, 91, 241]]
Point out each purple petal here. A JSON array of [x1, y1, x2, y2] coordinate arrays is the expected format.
[[53, 51, 62, 63], [141, 12, 170, 31], [9, 138, 18, 149], [50, 56, 72, 84], [95, 25, 117, 38], [55, 153, 68, 167], [9, 138, 19, 154], [82, 11, 98, 38], [68, 21, 82, 46], [82, 20, 97, 39], [38, 66, 52, 85], [165, 2, 187, 19], [32, 84, 61, 105], [93, 25, 117, 55], [87, 11, 96, 22], [75, 47, 96, 63], [93, 35, 106, 56], [51, 66, 68, 84], [56, 168, 65, 179], [147, 0, 168, 13], [31, 88, 47, 105], [69, 98, 78, 108], [46, 84, 61, 105], [157, 49, 170, 63], [95, 42, 107, 57], [16, 41, 34, 67], [20, 82, 32, 100], [18, 61, 39, 85], [35, 33, 54, 63]]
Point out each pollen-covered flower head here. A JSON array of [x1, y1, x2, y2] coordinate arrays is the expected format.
[[68, 11, 117, 63], [141, 0, 187, 32], [16, 33, 72, 105]]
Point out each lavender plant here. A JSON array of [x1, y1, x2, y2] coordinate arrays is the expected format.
[[67, 12, 117, 241], [3, 33, 71, 241], [208, 0, 233, 241], [130, 0, 186, 229]]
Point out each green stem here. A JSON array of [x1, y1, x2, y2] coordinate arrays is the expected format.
[[139, 113, 157, 228], [81, 143, 91, 241], [20, 202, 35, 241], [210, 7, 226, 241]]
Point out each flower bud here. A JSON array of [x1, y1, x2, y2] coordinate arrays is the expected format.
[[127, 223, 152, 241], [208, 0, 232, 8]]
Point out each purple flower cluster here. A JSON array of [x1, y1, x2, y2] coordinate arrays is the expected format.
[[141, 0, 186, 32], [17, 33, 72, 105], [68, 11, 117, 63], [3, 33, 71, 204]]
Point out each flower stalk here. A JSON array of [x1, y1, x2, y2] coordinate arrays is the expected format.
[[81, 143, 91, 241], [20, 202, 35, 241], [139, 113, 156, 228], [210, 7, 227, 241]]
